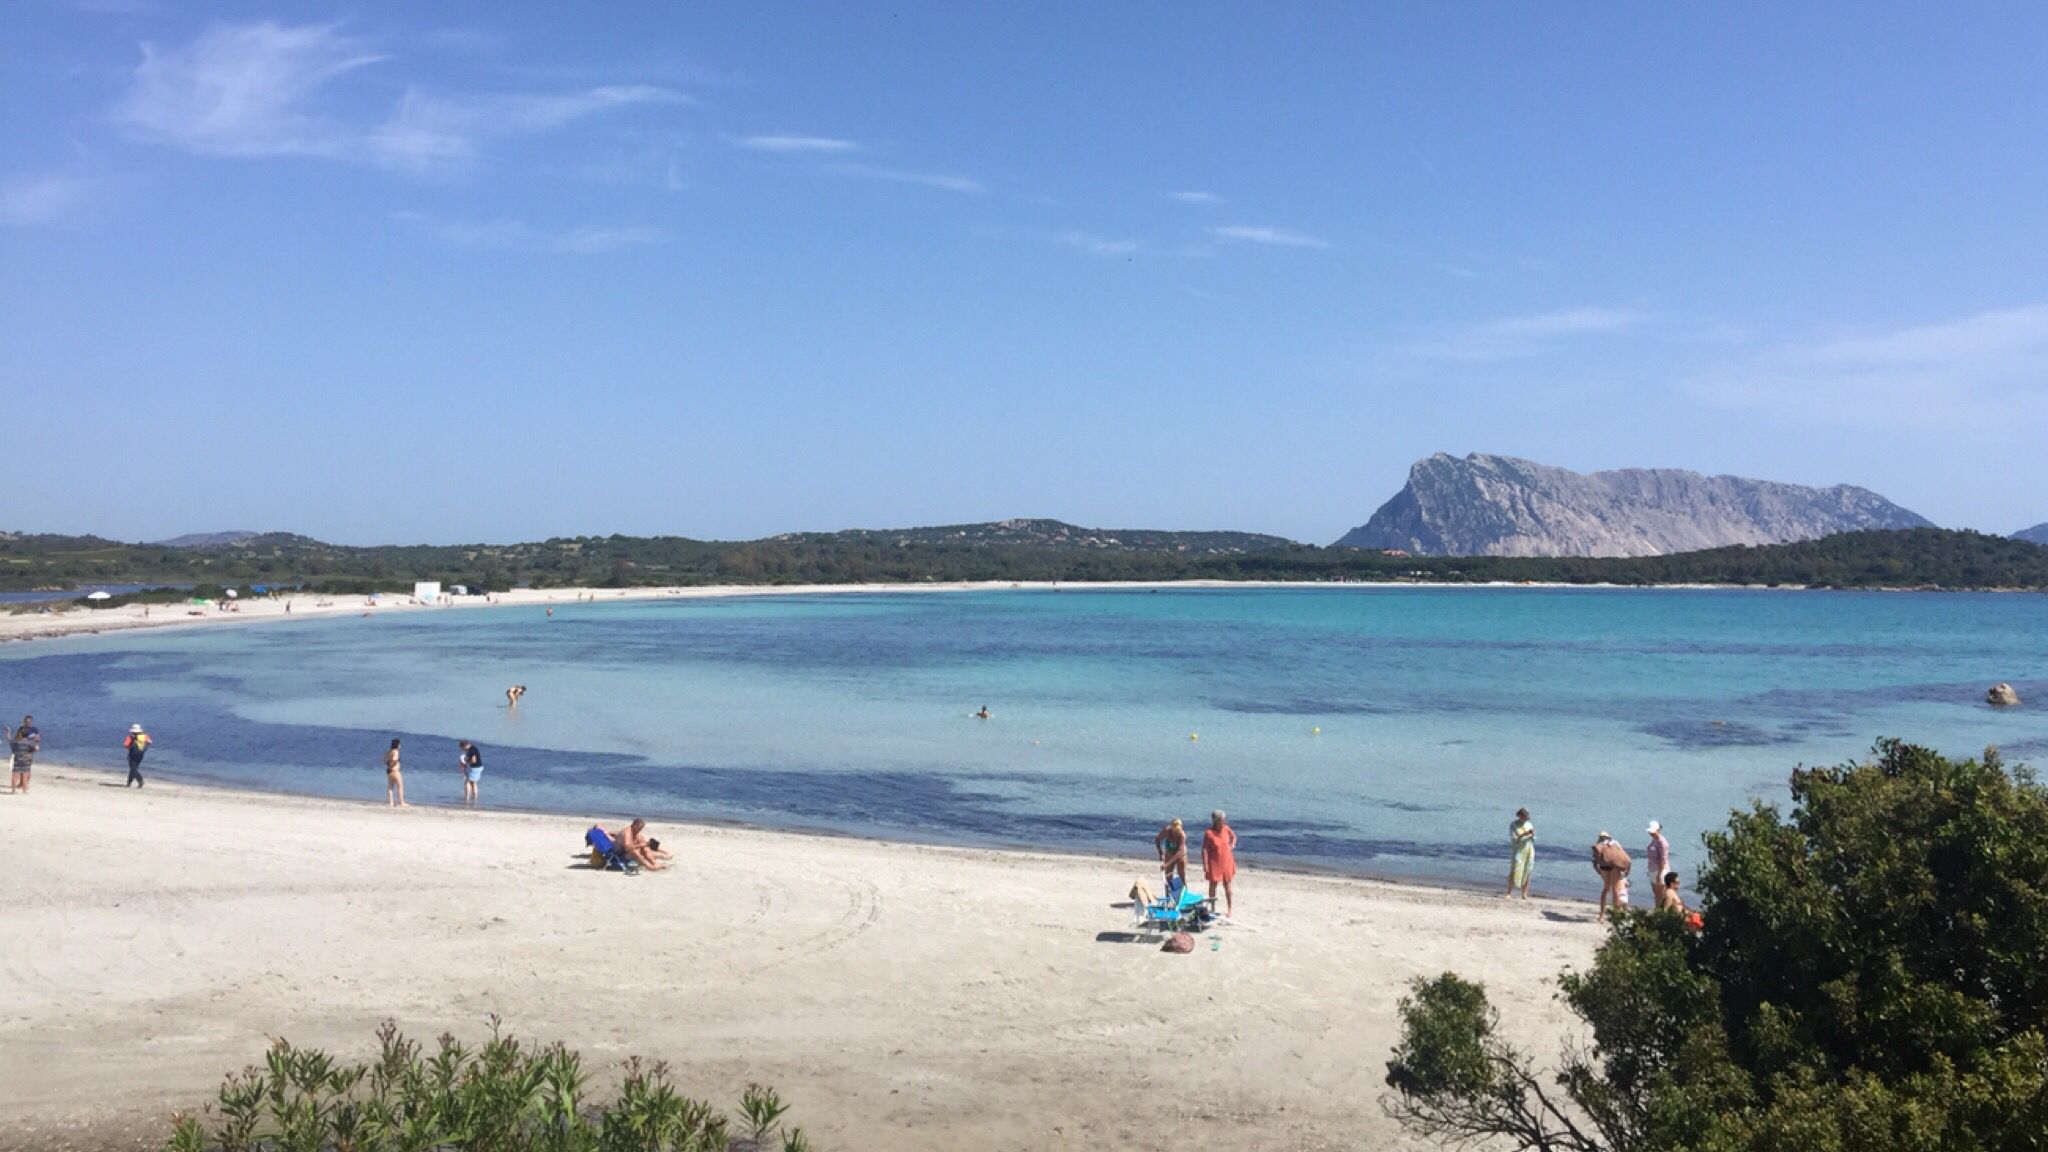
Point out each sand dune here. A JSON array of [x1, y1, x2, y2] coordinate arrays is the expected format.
[[0, 768, 1598, 1151]]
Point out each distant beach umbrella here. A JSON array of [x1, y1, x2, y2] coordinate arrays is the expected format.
[[225, 588, 240, 599], [83, 591, 112, 601]]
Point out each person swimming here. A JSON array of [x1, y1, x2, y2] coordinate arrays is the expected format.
[[974, 706, 990, 719]]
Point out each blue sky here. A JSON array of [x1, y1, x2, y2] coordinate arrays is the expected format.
[[6, 3, 2048, 544]]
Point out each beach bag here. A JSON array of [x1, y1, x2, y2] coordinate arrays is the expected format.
[[1162, 932, 1194, 954], [1597, 841, 1632, 875]]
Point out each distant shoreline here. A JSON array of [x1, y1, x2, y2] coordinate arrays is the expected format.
[[18, 576, 2042, 647]]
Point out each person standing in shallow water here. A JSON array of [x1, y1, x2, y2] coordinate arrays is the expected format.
[[1645, 820, 1672, 906], [383, 738, 407, 808], [1506, 808, 1535, 899], [123, 724, 152, 788], [1591, 831, 1630, 921], [1202, 810, 1238, 917], [458, 740, 483, 807]]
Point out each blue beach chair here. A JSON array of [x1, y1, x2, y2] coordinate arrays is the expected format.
[[584, 825, 639, 874], [1134, 875, 1212, 933]]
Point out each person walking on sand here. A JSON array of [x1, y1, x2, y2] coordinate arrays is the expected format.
[[1591, 831, 1631, 921], [384, 738, 407, 807], [8, 716, 38, 794], [1154, 817, 1189, 886], [123, 724, 152, 788], [1506, 807, 1536, 899], [1645, 820, 1672, 906], [1202, 810, 1239, 917], [458, 739, 483, 806]]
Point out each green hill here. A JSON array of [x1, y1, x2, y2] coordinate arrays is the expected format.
[[4, 525, 2044, 595]]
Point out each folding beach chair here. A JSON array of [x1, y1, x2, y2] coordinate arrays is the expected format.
[[584, 825, 639, 874], [1133, 874, 1212, 933]]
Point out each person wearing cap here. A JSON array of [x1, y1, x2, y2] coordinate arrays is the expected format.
[[1645, 820, 1672, 905], [123, 724, 152, 788], [1590, 831, 1631, 921]]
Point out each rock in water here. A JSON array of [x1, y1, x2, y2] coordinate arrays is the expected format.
[[1335, 453, 1933, 557], [1988, 683, 2021, 707]]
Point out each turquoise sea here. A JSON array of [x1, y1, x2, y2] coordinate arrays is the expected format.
[[6, 587, 2047, 892]]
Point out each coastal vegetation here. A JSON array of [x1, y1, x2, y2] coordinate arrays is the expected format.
[[5, 524, 2048, 596], [163, 1021, 807, 1152], [1384, 739, 2048, 1151]]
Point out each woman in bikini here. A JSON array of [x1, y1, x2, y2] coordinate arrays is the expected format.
[[1154, 817, 1189, 886], [384, 738, 407, 807]]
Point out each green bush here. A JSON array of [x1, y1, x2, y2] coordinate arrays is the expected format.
[[164, 1021, 811, 1152], [1384, 739, 2048, 1151]]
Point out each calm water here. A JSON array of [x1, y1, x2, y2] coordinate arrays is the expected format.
[[6, 587, 2047, 892]]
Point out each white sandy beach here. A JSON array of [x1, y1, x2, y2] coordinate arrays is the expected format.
[[0, 584, 959, 644], [0, 577, 1807, 646], [0, 767, 1600, 1151]]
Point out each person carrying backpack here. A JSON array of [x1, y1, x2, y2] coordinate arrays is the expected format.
[[124, 724, 152, 787]]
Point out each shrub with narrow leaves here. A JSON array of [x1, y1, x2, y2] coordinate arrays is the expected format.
[[164, 1020, 806, 1152], [1383, 740, 2048, 1152]]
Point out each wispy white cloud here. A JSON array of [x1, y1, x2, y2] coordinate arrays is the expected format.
[[369, 84, 687, 171], [117, 22, 383, 157], [1214, 224, 1327, 249], [117, 22, 688, 172], [0, 173, 94, 226], [1410, 306, 1646, 362], [1484, 307, 1643, 338], [395, 211, 664, 254], [736, 134, 858, 153], [1055, 230, 1138, 257], [1689, 304, 2048, 432], [1168, 190, 1222, 205], [829, 163, 984, 194]]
